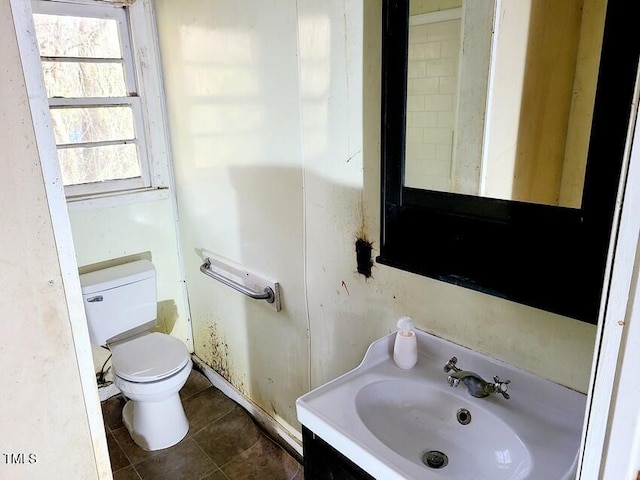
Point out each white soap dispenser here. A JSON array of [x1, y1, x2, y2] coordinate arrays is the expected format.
[[393, 316, 418, 369]]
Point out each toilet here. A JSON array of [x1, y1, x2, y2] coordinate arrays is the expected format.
[[80, 259, 192, 451]]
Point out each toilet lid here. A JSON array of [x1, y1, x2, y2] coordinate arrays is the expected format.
[[110, 332, 190, 382]]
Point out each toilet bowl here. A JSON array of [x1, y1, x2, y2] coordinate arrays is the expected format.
[[110, 331, 192, 451], [79, 260, 192, 451]]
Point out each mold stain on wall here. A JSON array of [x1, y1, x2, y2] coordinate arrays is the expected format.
[[198, 319, 246, 395], [355, 237, 373, 278], [206, 321, 230, 379], [356, 203, 374, 278]]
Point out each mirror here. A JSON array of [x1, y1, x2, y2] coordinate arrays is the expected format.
[[404, 1, 606, 209], [377, 0, 639, 324]]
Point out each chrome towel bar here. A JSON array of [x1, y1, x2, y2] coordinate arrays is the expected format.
[[200, 259, 275, 303], [199, 252, 281, 311]]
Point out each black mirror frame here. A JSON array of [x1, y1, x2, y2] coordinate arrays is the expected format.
[[376, 0, 640, 324]]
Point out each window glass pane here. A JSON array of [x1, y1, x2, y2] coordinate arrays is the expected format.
[[50, 106, 135, 145], [41, 61, 127, 97], [58, 144, 140, 186], [33, 14, 121, 58]]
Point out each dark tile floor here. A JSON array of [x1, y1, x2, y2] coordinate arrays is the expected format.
[[101, 367, 304, 480]]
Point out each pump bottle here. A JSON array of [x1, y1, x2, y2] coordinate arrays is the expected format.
[[393, 316, 418, 369]]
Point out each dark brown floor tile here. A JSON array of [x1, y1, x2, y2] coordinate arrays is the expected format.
[[183, 386, 237, 433], [111, 426, 162, 465], [192, 406, 262, 466], [113, 465, 142, 480], [200, 469, 229, 480], [180, 369, 212, 401], [107, 430, 131, 472], [102, 394, 127, 431], [134, 438, 217, 480], [102, 367, 300, 480], [221, 434, 302, 480]]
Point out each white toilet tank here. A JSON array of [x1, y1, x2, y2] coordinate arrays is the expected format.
[[79, 259, 158, 346]]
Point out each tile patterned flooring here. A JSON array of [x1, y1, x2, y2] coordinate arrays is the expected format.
[[102, 367, 304, 480]]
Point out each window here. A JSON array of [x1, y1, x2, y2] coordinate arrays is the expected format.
[[31, 0, 168, 200]]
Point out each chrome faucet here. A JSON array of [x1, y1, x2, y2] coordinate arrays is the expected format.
[[443, 357, 510, 399]]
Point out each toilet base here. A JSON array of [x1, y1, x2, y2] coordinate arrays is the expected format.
[[122, 394, 189, 451]]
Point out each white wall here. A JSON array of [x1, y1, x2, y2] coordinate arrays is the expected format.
[[0, 1, 108, 478], [154, 0, 597, 441], [154, 0, 311, 439]]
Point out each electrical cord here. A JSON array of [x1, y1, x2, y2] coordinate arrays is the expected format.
[[96, 351, 113, 386]]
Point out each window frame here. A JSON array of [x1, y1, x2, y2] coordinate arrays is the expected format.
[[31, 0, 171, 204]]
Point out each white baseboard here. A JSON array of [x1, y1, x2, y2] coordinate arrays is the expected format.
[[191, 354, 303, 460], [98, 383, 121, 402]]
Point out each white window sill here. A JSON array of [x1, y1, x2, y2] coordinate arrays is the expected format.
[[66, 187, 170, 211]]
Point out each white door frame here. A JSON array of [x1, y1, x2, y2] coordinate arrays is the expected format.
[[9, 1, 112, 478], [578, 66, 640, 478]]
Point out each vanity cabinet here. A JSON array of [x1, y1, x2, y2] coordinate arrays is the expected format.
[[302, 426, 374, 480]]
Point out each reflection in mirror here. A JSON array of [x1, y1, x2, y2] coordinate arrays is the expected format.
[[404, 0, 607, 208]]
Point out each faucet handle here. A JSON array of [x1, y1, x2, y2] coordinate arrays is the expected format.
[[492, 376, 511, 399], [447, 375, 461, 387], [444, 357, 461, 373]]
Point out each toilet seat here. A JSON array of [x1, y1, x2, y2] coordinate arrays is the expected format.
[[110, 332, 190, 383]]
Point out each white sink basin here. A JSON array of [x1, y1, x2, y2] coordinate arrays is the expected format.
[[296, 330, 585, 480], [355, 380, 531, 479]]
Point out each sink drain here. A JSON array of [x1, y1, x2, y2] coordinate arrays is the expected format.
[[457, 408, 471, 425], [422, 450, 448, 469]]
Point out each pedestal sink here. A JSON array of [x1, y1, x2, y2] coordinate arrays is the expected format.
[[296, 329, 585, 480]]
